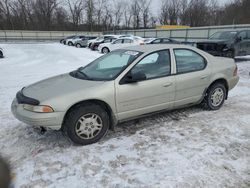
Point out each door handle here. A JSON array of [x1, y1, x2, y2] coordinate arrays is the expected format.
[[163, 83, 173, 87], [201, 75, 208, 79]]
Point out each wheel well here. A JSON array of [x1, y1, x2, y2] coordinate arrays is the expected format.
[[62, 100, 115, 131], [208, 78, 229, 99]]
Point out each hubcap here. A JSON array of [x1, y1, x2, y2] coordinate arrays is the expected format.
[[75, 113, 103, 140], [103, 48, 108, 54], [77, 44, 81, 48], [211, 88, 224, 107]]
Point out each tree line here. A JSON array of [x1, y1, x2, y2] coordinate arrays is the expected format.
[[0, 0, 249, 31]]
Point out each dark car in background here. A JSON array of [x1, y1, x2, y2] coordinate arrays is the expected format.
[[90, 37, 118, 51], [74, 36, 97, 48], [196, 30, 250, 58]]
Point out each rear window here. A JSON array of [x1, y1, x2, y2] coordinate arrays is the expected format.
[[174, 49, 206, 74]]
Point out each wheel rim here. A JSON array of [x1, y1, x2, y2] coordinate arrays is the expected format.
[[75, 113, 103, 140], [103, 48, 108, 54], [211, 88, 224, 107], [76, 44, 81, 48]]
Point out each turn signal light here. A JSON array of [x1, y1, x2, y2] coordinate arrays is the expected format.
[[42, 106, 54, 113]]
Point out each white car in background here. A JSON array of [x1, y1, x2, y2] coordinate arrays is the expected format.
[[87, 35, 122, 48], [98, 37, 145, 54]]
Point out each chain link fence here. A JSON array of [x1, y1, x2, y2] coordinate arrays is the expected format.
[[105, 24, 250, 42], [0, 30, 102, 42]]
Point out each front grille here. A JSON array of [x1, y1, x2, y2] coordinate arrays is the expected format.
[[16, 88, 40, 105]]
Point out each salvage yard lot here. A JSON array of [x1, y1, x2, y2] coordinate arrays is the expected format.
[[0, 43, 249, 187]]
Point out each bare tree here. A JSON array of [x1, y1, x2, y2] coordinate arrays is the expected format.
[[138, 0, 151, 28], [123, 2, 132, 29], [95, 0, 107, 27], [131, 0, 141, 29], [86, 0, 94, 31], [67, 0, 84, 30], [112, 0, 124, 31], [159, 0, 169, 25], [32, 0, 58, 30], [0, 0, 13, 29]]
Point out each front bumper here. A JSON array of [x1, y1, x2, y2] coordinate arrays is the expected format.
[[11, 98, 64, 130]]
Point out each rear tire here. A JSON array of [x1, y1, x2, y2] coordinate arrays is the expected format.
[[76, 44, 82, 48], [0, 51, 3, 58], [64, 103, 109, 145], [204, 83, 226, 110]]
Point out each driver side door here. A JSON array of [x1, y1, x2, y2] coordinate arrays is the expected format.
[[115, 50, 175, 121]]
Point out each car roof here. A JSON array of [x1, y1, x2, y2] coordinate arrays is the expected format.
[[122, 44, 196, 53]]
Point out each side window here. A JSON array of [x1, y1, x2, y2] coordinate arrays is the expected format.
[[104, 38, 112, 43], [174, 49, 206, 74], [162, 38, 170, 43], [247, 31, 250, 39], [237, 31, 247, 40], [114, 39, 123, 44], [123, 39, 132, 43], [131, 50, 171, 79], [152, 39, 161, 44]]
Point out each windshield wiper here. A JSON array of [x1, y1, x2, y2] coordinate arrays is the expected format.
[[76, 69, 94, 80]]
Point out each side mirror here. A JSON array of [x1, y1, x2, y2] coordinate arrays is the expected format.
[[122, 71, 146, 84]]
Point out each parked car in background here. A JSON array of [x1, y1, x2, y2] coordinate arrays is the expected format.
[[0, 48, 4, 58], [60, 35, 76, 45], [196, 30, 250, 58], [11, 44, 239, 145], [74, 36, 97, 48], [98, 37, 145, 54], [90, 37, 118, 51], [145, 37, 181, 44], [87, 35, 125, 48], [66, 35, 87, 46]]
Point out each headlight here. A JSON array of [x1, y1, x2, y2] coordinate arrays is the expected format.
[[23, 104, 54, 113]]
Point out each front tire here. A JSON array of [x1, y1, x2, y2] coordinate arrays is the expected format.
[[102, 47, 110, 54], [64, 103, 109, 145], [68, 42, 73, 46], [204, 83, 226, 110]]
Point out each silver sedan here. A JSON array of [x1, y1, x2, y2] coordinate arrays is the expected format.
[[11, 44, 239, 145]]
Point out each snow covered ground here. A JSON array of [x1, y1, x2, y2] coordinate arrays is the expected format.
[[0, 43, 249, 188]]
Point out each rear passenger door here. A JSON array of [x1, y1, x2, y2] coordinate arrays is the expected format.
[[173, 49, 211, 107]]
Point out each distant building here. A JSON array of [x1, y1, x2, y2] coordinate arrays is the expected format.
[[156, 25, 190, 30]]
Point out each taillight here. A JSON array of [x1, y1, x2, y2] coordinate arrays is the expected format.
[[233, 66, 238, 76], [140, 43, 145, 45]]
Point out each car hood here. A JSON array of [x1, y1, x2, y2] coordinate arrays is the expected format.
[[22, 73, 105, 102], [197, 39, 232, 44]]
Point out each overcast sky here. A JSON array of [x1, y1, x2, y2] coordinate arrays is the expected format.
[[150, 0, 232, 16]]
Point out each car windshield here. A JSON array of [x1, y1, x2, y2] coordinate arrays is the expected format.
[[209, 31, 237, 40], [71, 50, 142, 81]]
